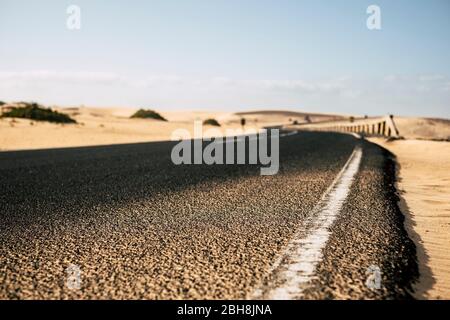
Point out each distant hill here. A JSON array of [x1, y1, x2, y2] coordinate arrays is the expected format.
[[227, 109, 349, 126]]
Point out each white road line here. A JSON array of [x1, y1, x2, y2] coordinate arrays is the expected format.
[[252, 145, 363, 300], [280, 130, 298, 137], [216, 130, 298, 144]]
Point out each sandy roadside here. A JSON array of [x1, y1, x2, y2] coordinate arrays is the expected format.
[[369, 138, 450, 299], [0, 108, 254, 151], [0, 107, 323, 151]]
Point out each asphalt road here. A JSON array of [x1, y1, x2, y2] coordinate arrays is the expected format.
[[0, 131, 418, 299]]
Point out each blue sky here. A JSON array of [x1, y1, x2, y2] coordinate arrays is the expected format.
[[0, 0, 449, 117]]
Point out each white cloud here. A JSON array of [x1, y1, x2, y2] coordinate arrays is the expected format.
[[418, 74, 445, 82], [0, 70, 448, 117], [0, 70, 357, 96], [0, 71, 186, 89], [0, 70, 122, 84], [211, 77, 235, 86]]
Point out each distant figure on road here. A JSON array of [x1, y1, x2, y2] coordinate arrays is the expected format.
[[241, 117, 246, 130]]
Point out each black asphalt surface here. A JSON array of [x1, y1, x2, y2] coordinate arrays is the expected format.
[[0, 132, 418, 299]]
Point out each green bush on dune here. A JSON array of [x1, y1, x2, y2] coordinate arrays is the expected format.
[[203, 118, 221, 127], [0, 103, 76, 123], [0, 101, 5, 106], [130, 109, 167, 121]]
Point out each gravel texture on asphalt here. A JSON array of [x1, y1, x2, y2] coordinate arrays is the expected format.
[[0, 132, 417, 299], [301, 139, 419, 299]]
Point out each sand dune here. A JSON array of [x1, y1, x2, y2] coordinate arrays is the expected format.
[[394, 117, 450, 141], [0, 107, 284, 151], [234, 110, 346, 127], [1, 106, 448, 151]]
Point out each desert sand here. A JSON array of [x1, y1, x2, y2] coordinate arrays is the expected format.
[[0, 107, 246, 151], [370, 138, 450, 299], [394, 117, 450, 141], [0, 107, 337, 151]]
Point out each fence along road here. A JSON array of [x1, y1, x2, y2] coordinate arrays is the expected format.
[[288, 115, 400, 138]]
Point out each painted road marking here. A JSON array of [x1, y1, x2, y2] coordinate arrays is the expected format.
[[252, 145, 363, 299], [216, 130, 298, 144]]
